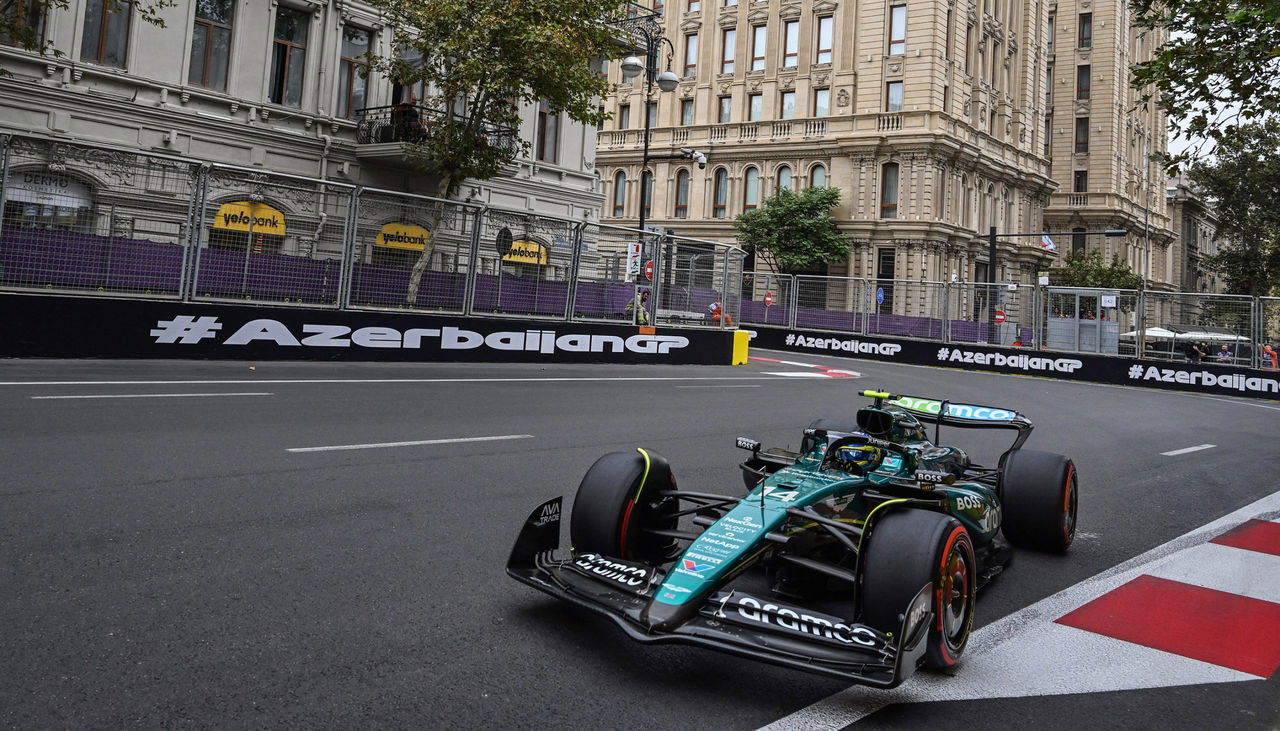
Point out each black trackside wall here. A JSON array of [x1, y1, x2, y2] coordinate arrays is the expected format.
[[749, 327, 1280, 402], [0, 294, 736, 365]]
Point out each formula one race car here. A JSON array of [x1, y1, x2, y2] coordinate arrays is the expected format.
[[507, 390, 1077, 688]]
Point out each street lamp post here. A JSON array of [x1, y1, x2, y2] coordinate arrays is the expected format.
[[986, 227, 1128, 344]]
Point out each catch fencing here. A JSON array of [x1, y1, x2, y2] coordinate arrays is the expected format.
[[0, 133, 744, 328], [740, 274, 1278, 370]]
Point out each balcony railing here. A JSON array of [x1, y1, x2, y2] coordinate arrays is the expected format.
[[354, 104, 518, 160]]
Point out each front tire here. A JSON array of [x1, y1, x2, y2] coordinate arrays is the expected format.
[[860, 510, 976, 670], [1000, 449, 1078, 553], [569, 449, 678, 564]]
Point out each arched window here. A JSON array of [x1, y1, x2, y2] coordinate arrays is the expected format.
[[612, 171, 626, 217], [810, 164, 827, 188], [712, 168, 728, 218], [880, 162, 900, 218], [674, 169, 690, 218], [776, 166, 793, 192], [743, 167, 760, 210]]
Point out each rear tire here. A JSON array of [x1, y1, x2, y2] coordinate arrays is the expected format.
[[1000, 449, 1077, 553], [860, 510, 976, 670], [569, 449, 678, 564]]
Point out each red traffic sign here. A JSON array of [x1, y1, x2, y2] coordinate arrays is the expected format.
[[995, 309, 1007, 323], [764, 291, 774, 306], [644, 260, 654, 280]]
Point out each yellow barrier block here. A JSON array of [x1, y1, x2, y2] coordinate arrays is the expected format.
[[731, 329, 750, 365]]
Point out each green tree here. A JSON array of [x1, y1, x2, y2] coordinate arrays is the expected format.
[[1131, 0, 1280, 164], [1, 1, 173, 57], [1047, 250, 1144, 290], [1186, 119, 1280, 295], [734, 187, 850, 274], [365, 0, 624, 303]]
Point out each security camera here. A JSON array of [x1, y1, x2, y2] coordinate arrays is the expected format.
[[694, 152, 707, 169]]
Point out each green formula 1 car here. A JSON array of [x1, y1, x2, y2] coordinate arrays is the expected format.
[[507, 390, 1078, 688]]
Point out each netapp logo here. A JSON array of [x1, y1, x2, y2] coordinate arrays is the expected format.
[[785, 332, 902, 356], [1128, 365, 1280, 394], [149, 316, 689, 354]]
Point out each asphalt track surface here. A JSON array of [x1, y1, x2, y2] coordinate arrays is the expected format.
[[2, 353, 1278, 729]]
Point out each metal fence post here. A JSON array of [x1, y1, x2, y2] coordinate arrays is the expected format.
[[565, 221, 585, 322], [0, 134, 11, 237], [338, 189, 360, 310], [942, 280, 952, 342], [720, 244, 730, 329], [1134, 288, 1147, 359], [462, 205, 485, 316], [181, 163, 211, 302]]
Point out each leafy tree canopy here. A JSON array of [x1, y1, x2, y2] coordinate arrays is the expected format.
[[1131, 0, 1280, 166], [734, 187, 850, 274], [1047, 250, 1144, 290], [366, 0, 625, 200], [1186, 119, 1280, 296]]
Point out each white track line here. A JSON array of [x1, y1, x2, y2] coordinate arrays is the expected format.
[[676, 385, 763, 389], [1161, 444, 1217, 456], [30, 392, 273, 400], [758, 489, 1280, 730], [0, 376, 788, 387], [286, 434, 534, 453]]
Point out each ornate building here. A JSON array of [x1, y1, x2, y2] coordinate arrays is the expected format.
[[598, 0, 1173, 289]]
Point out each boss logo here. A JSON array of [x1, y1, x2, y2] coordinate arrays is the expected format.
[[736, 437, 761, 451], [955, 495, 984, 511]]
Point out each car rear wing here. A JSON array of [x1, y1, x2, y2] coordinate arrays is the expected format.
[[864, 391, 1034, 453]]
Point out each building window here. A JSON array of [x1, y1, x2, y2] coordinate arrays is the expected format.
[[877, 247, 896, 311], [721, 28, 735, 73], [888, 5, 907, 56], [674, 169, 690, 218], [718, 96, 732, 123], [653, 0, 664, 14], [777, 166, 792, 192], [1077, 13, 1092, 49], [815, 16, 833, 64], [596, 105, 605, 131], [713, 168, 728, 218], [0, 1, 45, 48], [612, 172, 627, 217], [725, 0, 737, 5], [680, 99, 695, 125], [1074, 117, 1089, 153], [1047, 14, 1055, 54], [880, 162, 900, 218], [780, 91, 796, 119], [189, 0, 233, 90], [1072, 226, 1087, 254], [618, 103, 631, 129], [813, 88, 830, 116], [1073, 170, 1088, 192], [537, 100, 560, 163], [743, 167, 760, 210], [684, 33, 698, 75], [269, 6, 309, 106], [945, 7, 954, 59], [751, 25, 766, 71], [886, 81, 903, 112], [688, 0, 700, 11], [810, 164, 827, 187], [748, 93, 762, 121], [81, 0, 132, 67], [783, 20, 799, 67], [1044, 115, 1052, 158], [645, 101, 657, 128], [641, 171, 653, 218], [942, 85, 950, 113], [1076, 64, 1090, 100], [338, 26, 371, 119]]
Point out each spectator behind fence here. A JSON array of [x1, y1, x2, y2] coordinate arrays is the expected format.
[[1184, 341, 1205, 364], [1264, 345, 1278, 370], [626, 290, 651, 325], [1215, 344, 1233, 362]]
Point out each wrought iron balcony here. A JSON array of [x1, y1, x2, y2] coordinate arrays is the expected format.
[[354, 104, 518, 160]]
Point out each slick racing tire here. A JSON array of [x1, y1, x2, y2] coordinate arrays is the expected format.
[[860, 510, 976, 671], [570, 448, 679, 564], [1000, 449, 1078, 553]]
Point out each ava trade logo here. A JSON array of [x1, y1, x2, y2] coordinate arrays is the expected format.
[[681, 559, 713, 574]]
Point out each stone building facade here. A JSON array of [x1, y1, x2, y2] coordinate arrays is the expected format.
[[598, 0, 1173, 290], [0, 0, 603, 232]]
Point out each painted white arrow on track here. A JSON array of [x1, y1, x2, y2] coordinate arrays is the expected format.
[[760, 489, 1280, 730]]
